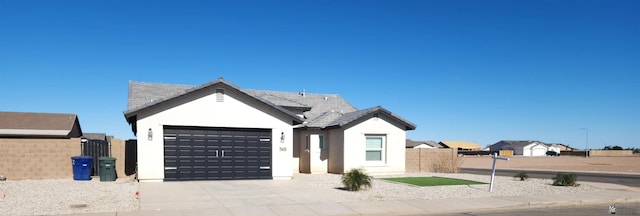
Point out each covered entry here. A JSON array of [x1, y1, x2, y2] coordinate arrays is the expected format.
[[163, 126, 272, 181]]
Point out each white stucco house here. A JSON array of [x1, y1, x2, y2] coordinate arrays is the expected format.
[[405, 139, 441, 149], [123, 78, 416, 182], [487, 140, 561, 157]]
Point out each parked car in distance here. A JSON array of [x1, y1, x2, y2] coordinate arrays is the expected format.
[[546, 151, 560, 156]]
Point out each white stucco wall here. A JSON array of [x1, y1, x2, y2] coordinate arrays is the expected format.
[[309, 134, 328, 173], [135, 87, 294, 181], [523, 143, 548, 157], [413, 144, 434, 149], [547, 146, 561, 153], [342, 117, 406, 174]]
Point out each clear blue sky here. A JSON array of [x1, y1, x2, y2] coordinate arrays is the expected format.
[[1, 0, 638, 149]]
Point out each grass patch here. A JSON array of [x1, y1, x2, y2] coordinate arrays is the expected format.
[[382, 177, 486, 186]]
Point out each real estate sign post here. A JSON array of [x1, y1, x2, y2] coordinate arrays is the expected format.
[[489, 152, 509, 192]]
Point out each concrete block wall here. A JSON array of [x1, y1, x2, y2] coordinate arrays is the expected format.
[[588, 150, 633, 157], [405, 148, 458, 173], [0, 138, 81, 180], [0, 138, 131, 180]]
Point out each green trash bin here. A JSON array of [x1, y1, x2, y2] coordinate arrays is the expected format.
[[98, 157, 117, 181]]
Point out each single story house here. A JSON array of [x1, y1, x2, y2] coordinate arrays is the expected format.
[[439, 141, 482, 151], [0, 112, 83, 138], [552, 143, 576, 151], [123, 78, 416, 182], [487, 140, 560, 156], [0, 112, 83, 179], [406, 139, 441, 149]]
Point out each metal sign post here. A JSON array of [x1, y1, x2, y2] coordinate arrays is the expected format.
[[489, 152, 509, 192]]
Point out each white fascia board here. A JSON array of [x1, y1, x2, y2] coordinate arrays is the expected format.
[[0, 129, 69, 136]]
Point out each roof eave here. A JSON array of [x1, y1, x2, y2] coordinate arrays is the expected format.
[[123, 78, 304, 126]]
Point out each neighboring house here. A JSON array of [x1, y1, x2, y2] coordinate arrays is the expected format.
[[123, 78, 416, 182], [82, 132, 107, 141], [439, 141, 482, 151], [553, 143, 576, 151], [0, 112, 84, 179], [0, 112, 83, 138], [406, 139, 441, 149], [547, 144, 561, 153], [487, 140, 560, 156]]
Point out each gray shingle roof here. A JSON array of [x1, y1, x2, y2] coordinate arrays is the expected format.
[[82, 133, 107, 141], [327, 106, 416, 130], [124, 79, 416, 130], [244, 89, 358, 127], [127, 81, 192, 111], [124, 78, 303, 125]]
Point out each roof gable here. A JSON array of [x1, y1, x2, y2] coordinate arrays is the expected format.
[[124, 78, 304, 126], [0, 112, 83, 138], [327, 106, 416, 130]]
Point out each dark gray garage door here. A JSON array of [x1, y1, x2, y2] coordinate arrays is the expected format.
[[163, 126, 272, 181]]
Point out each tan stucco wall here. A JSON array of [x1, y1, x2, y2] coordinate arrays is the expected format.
[[110, 138, 127, 178], [406, 148, 458, 172], [0, 138, 81, 180], [327, 129, 344, 173], [135, 86, 294, 181]]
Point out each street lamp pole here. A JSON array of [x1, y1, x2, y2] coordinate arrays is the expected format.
[[580, 128, 589, 157]]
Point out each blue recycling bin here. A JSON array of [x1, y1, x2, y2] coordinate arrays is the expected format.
[[71, 156, 93, 180]]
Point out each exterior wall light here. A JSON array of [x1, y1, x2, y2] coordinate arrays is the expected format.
[[280, 132, 285, 143], [148, 128, 153, 141]]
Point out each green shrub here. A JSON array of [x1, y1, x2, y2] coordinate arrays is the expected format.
[[513, 171, 529, 181], [552, 173, 578, 186], [341, 168, 372, 191]]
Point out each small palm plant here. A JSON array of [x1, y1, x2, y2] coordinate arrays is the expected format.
[[341, 168, 372, 191], [552, 173, 578, 186], [513, 171, 529, 181]]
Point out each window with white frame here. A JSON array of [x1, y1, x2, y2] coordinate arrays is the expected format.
[[365, 136, 385, 161]]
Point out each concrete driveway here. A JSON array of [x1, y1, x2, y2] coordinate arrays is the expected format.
[[124, 174, 640, 216], [136, 178, 359, 216]]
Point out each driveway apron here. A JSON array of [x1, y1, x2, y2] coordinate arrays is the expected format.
[[138, 179, 358, 215]]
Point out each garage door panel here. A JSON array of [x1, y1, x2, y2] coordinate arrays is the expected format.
[[164, 126, 272, 181]]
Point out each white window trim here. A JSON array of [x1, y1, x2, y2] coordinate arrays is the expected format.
[[365, 135, 386, 164]]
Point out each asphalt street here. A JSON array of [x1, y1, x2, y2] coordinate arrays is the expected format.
[[427, 202, 640, 216], [460, 168, 640, 188]]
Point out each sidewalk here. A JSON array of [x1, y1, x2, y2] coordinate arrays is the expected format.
[[63, 179, 640, 216]]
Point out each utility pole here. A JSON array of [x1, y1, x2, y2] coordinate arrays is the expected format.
[[580, 128, 589, 158]]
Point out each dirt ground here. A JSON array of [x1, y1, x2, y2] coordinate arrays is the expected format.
[[460, 155, 640, 173]]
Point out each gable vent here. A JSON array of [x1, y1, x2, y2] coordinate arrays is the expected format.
[[216, 89, 224, 102]]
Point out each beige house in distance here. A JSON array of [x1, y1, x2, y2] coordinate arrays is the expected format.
[[439, 141, 482, 151], [124, 78, 416, 182]]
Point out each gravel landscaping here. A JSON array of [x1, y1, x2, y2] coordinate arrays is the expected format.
[[295, 173, 605, 201], [0, 177, 139, 216], [0, 173, 605, 215]]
